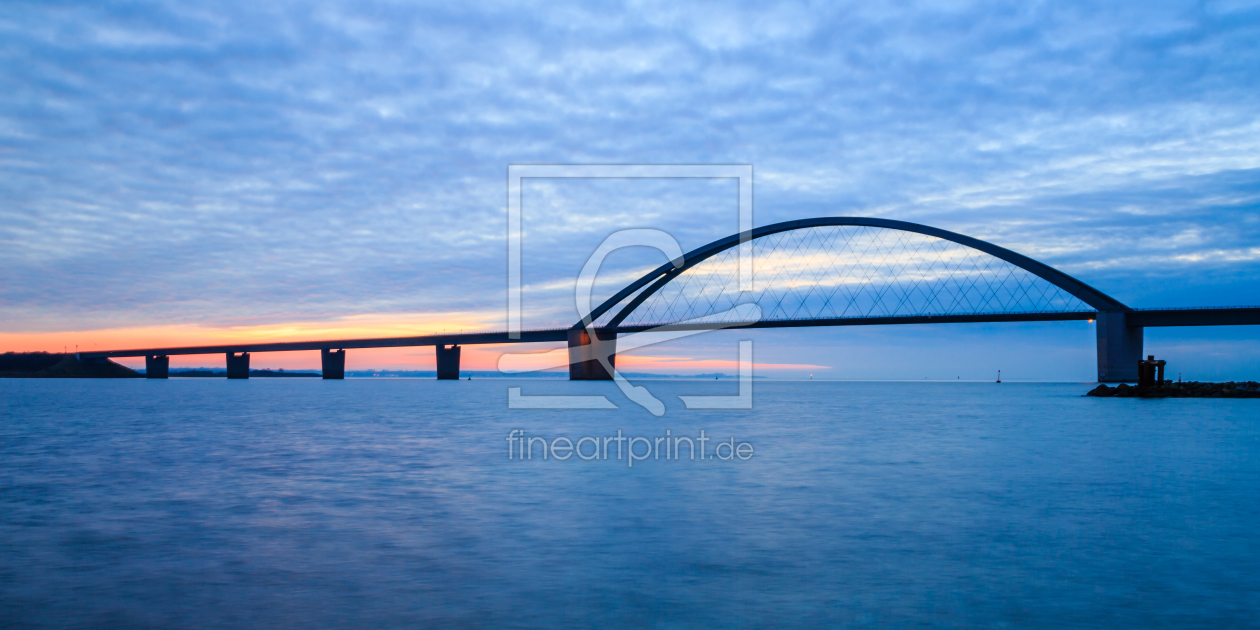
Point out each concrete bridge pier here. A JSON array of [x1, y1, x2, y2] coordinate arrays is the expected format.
[[1096, 311, 1143, 382], [145, 355, 169, 379], [436, 344, 461, 380], [568, 328, 615, 380], [226, 352, 250, 379], [321, 349, 345, 379]]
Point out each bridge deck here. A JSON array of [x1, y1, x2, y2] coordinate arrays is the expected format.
[[75, 307, 1259, 359], [78, 328, 571, 358], [1128, 306, 1260, 327]]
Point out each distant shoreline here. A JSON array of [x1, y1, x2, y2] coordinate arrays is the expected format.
[[167, 369, 320, 378], [0, 352, 139, 378]]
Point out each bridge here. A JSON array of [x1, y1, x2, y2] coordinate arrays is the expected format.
[[78, 217, 1260, 382]]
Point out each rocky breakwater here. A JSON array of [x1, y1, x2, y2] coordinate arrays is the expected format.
[[1087, 381, 1260, 398]]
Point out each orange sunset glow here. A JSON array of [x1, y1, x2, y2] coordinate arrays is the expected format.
[[3, 312, 832, 374], [0, 312, 503, 371]]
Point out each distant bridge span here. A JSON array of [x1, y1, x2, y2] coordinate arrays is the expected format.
[[79, 217, 1260, 382]]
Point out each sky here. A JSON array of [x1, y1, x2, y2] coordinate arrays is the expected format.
[[1, 0, 1258, 379]]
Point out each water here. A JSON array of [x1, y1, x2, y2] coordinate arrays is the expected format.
[[2, 379, 1258, 628]]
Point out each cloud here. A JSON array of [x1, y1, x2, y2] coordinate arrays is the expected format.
[[0, 0, 1257, 350]]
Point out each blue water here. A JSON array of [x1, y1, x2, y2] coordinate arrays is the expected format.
[[2, 379, 1258, 628]]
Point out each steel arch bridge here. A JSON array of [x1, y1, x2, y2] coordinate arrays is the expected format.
[[579, 217, 1124, 329], [80, 216, 1259, 383], [564, 217, 1248, 382]]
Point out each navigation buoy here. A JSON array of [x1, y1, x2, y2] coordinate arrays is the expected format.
[[996, 370, 1001, 383]]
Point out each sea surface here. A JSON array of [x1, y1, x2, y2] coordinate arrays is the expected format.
[[2, 379, 1258, 628]]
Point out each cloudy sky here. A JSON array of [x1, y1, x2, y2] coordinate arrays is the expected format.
[[2, 0, 1258, 378]]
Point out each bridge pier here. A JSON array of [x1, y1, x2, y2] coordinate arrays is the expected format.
[[145, 355, 169, 379], [1096, 311, 1143, 382], [436, 344, 461, 380], [568, 329, 615, 380], [226, 352, 250, 379], [321, 349, 345, 379]]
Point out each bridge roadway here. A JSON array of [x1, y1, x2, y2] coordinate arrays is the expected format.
[[75, 306, 1260, 380]]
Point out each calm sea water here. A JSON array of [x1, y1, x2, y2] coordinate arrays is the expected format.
[[2, 379, 1258, 628]]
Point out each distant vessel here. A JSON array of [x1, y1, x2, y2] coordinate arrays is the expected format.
[[997, 370, 1002, 383]]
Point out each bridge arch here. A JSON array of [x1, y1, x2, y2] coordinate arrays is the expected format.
[[575, 217, 1128, 331]]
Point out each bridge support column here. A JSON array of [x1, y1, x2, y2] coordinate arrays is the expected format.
[[568, 329, 615, 381], [436, 344, 461, 380], [145, 355, 169, 379], [321, 349, 345, 380], [226, 352, 250, 379], [1096, 311, 1142, 382]]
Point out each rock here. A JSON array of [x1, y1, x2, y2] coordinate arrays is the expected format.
[[1086, 384, 1114, 397], [1084, 379, 1259, 399]]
